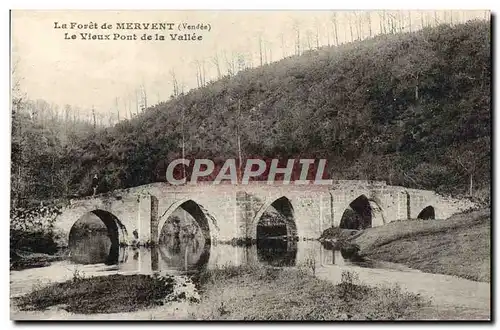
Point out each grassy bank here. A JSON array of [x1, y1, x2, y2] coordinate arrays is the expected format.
[[353, 209, 490, 282], [14, 273, 199, 314], [190, 265, 428, 320], [10, 250, 63, 271]]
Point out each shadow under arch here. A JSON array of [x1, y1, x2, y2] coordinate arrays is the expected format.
[[68, 209, 127, 265], [339, 195, 385, 229], [253, 196, 297, 239], [158, 199, 215, 243], [417, 206, 435, 220]]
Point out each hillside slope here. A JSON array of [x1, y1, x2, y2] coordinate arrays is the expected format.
[[353, 208, 490, 282], [12, 20, 491, 203]]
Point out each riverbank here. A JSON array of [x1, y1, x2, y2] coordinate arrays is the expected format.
[[10, 250, 64, 271], [189, 265, 428, 320], [11, 265, 429, 320], [13, 272, 199, 316], [352, 208, 490, 282]]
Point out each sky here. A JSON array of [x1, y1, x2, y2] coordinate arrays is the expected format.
[[11, 10, 489, 118]]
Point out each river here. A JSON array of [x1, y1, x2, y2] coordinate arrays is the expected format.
[[10, 237, 490, 320]]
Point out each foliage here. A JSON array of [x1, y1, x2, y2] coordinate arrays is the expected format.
[[11, 21, 490, 205], [15, 274, 177, 314], [10, 205, 63, 255]]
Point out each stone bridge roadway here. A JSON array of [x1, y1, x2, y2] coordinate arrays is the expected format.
[[53, 180, 475, 247]]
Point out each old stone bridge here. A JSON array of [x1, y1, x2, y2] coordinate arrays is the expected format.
[[53, 180, 475, 247]]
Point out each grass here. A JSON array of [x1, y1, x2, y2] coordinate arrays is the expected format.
[[189, 265, 429, 320], [353, 208, 490, 282], [14, 273, 177, 314]]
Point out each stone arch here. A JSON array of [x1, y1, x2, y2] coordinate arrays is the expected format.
[[252, 196, 297, 239], [158, 199, 216, 243], [68, 209, 127, 265], [417, 206, 435, 220], [339, 195, 385, 229]]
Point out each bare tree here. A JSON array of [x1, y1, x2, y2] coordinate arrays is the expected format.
[[263, 40, 268, 63], [331, 12, 339, 45], [91, 105, 96, 128], [193, 60, 202, 88], [305, 29, 313, 50], [347, 12, 355, 41], [170, 69, 179, 97], [201, 59, 206, 86], [211, 51, 222, 79], [292, 19, 301, 55], [434, 11, 440, 26], [224, 50, 237, 76], [115, 97, 120, 122], [280, 32, 287, 57], [140, 84, 148, 111], [449, 150, 481, 196], [356, 11, 364, 39], [366, 11, 372, 37], [180, 102, 186, 179], [398, 11, 405, 32], [408, 11, 412, 32], [387, 12, 397, 34], [378, 10, 387, 34], [236, 98, 242, 182], [236, 52, 247, 71], [314, 17, 321, 48], [258, 32, 264, 66]]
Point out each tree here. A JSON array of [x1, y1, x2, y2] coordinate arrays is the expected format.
[[448, 149, 484, 197], [314, 17, 321, 48], [391, 34, 436, 102], [170, 69, 179, 97], [347, 12, 355, 41], [366, 12, 373, 37], [211, 50, 222, 79], [258, 32, 264, 66], [280, 32, 287, 57], [331, 12, 340, 45], [292, 19, 301, 55], [378, 11, 387, 34], [223, 50, 237, 76]]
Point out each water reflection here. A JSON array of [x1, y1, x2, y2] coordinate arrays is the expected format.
[[69, 235, 374, 274], [156, 237, 210, 272], [257, 239, 297, 267], [69, 229, 111, 264]]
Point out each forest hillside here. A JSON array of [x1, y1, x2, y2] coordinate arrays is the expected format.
[[11, 20, 491, 206]]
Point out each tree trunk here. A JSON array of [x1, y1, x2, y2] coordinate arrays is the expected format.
[[415, 74, 419, 101], [259, 35, 263, 66], [181, 105, 186, 180], [469, 172, 473, 196], [237, 99, 242, 183], [334, 21, 338, 45]]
